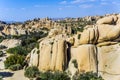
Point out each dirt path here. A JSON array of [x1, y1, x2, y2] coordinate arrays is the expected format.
[[4, 70, 29, 80]]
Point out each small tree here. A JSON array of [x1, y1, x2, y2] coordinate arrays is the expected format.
[[75, 71, 104, 80], [38, 71, 70, 80], [0, 51, 3, 57], [6, 46, 28, 56], [72, 59, 78, 68], [8, 64, 22, 71], [24, 66, 40, 78], [4, 54, 25, 69]]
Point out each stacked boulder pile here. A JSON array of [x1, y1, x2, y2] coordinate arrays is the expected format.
[[27, 14, 120, 80]]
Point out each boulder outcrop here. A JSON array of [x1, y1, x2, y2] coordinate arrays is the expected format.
[[29, 48, 39, 66], [96, 15, 118, 25], [26, 14, 120, 80], [80, 15, 120, 44], [80, 26, 99, 44], [98, 44, 120, 80], [0, 39, 21, 48], [28, 36, 68, 72], [71, 44, 98, 72], [39, 39, 67, 71]]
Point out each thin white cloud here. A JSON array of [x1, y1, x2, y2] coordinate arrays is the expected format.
[[79, 4, 93, 8], [21, 8, 26, 10], [70, 0, 96, 4], [58, 8, 62, 10], [71, 0, 84, 4], [101, 0, 106, 1], [0, 8, 15, 11], [101, 2, 108, 5], [90, 0, 96, 2], [59, 1, 67, 4], [34, 5, 48, 8], [112, 1, 120, 12], [65, 5, 75, 8], [112, 1, 120, 6]]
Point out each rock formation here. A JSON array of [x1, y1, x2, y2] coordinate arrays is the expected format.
[[27, 35, 68, 71], [71, 44, 98, 72], [0, 39, 21, 48], [26, 14, 120, 80]]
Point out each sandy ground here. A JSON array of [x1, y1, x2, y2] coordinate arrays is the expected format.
[[3, 70, 29, 80], [0, 53, 29, 80]]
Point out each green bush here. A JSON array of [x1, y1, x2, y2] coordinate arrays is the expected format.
[[6, 46, 28, 56], [75, 71, 104, 80], [8, 64, 22, 71], [6, 31, 48, 55], [37, 71, 70, 80], [0, 76, 2, 80], [72, 59, 78, 68], [24, 66, 40, 78], [0, 45, 7, 49], [52, 71, 70, 80], [77, 34, 81, 39], [37, 71, 52, 80], [0, 51, 3, 57], [0, 36, 5, 43], [4, 54, 25, 69]]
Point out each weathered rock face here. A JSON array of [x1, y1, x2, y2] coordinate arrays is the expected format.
[[38, 39, 67, 71], [2, 26, 27, 36], [28, 36, 68, 72], [80, 26, 99, 44], [96, 15, 118, 25], [97, 24, 120, 43], [0, 39, 21, 48], [98, 44, 120, 80], [27, 14, 120, 80], [29, 48, 39, 67], [71, 44, 98, 72], [80, 15, 120, 44]]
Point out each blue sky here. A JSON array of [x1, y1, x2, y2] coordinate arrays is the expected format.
[[0, 0, 120, 21]]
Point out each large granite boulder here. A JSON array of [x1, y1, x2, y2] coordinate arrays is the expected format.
[[71, 44, 98, 72], [38, 39, 67, 71], [29, 48, 39, 67], [98, 44, 120, 80], [96, 15, 118, 25], [0, 39, 21, 48], [79, 26, 99, 44], [27, 35, 68, 72]]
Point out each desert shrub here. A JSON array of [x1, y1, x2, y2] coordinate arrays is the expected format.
[[75, 71, 104, 80], [6, 46, 28, 56], [4, 54, 25, 69], [8, 64, 22, 71], [0, 45, 7, 49], [0, 36, 5, 43], [0, 51, 3, 57], [37, 71, 70, 80], [6, 31, 48, 55], [21, 37, 37, 46], [24, 66, 40, 78], [71, 27, 77, 34], [20, 31, 47, 53], [72, 59, 78, 68], [77, 34, 81, 39], [77, 27, 84, 32], [40, 27, 49, 31], [37, 71, 52, 80], [0, 75, 2, 80], [52, 71, 70, 80]]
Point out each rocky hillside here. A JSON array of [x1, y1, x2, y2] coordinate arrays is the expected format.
[[25, 14, 120, 80], [0, 14, 120, 80]]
